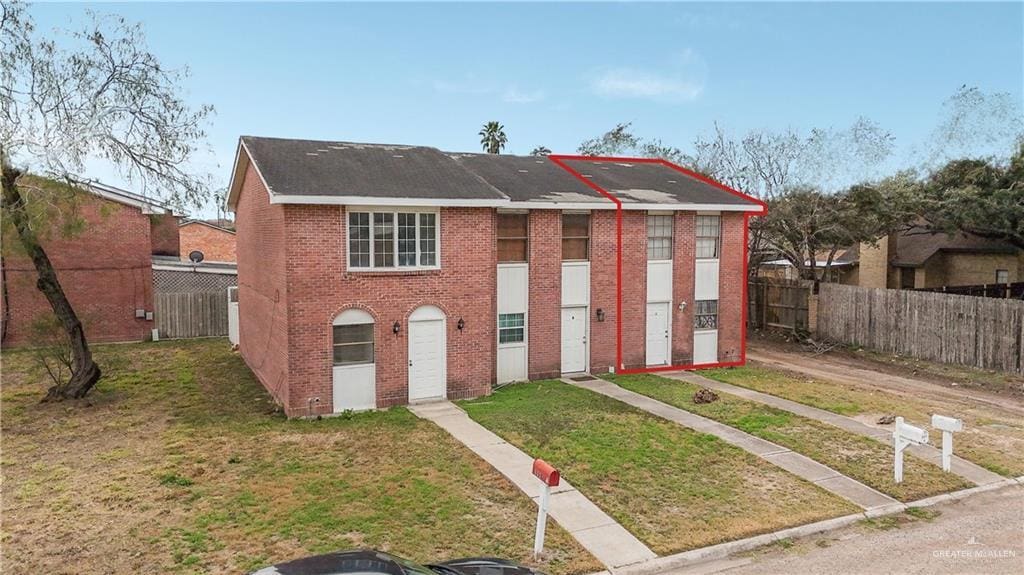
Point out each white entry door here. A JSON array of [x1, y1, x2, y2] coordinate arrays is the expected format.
[[645, 302, 671, 366], [560, 306, 588, 373], [408, 307, 447, 402]]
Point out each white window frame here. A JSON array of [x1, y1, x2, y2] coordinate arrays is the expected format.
[[498, 312, 527, 346], [694, 299, 719, 330], [647, 213, 674, 261], [347, 207, 441, 271], [696, 214, 721, 260]]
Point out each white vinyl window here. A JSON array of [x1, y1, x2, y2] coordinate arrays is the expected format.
[[348, 209, 440, 270], [498, 313, 525, 344], [694, 300, 718, 330], [996, 269, 1009, 284], [696, 215, 721, 259], [333, 323, 374, 366], [647, 214, 673, 260]]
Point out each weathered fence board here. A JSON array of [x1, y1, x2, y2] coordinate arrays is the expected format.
[[154, 292, 229, 339], [748, 279, 810, 331], [818, 283, 1024, 374]]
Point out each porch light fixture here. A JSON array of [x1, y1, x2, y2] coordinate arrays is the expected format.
[[596, 308, 605, 322], [457, 318, 465, 331], [393, 321, 401, 335]]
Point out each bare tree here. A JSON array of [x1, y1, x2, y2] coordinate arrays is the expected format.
[[1, 1, 212, 400]]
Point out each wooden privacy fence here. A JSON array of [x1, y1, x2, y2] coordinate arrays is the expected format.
[[818, 283, 1024, 374], [154, 292, 229, 339], [748, 279, 810, 331]]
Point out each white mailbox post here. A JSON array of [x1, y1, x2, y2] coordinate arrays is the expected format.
[[893, 416, 929, 483], [931, 414, 963, 472]]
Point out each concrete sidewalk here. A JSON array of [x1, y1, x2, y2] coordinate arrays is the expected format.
[[667, 371, 1006, 486], [564, 377, 901, 512], [408, 401, 656, 571]]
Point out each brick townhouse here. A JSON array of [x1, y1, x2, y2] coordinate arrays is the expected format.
[[179, 219, 237, 263], [226, 136, 765, 417], [1, 182, 179, 347]]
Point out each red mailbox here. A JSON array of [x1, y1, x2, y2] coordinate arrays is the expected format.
[[532, 458, 560, 487]]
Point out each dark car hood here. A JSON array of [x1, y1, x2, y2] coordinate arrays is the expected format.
[[435, 557, 545, 575]]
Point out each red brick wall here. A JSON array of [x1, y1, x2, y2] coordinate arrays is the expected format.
[[179, 223, 237, 262], [1, 193, 154, 347], [234, 163, 290, 408], [528, 210, 561, 379], [589, 211, 616, 373], [282, 206, 496, 417], [672, 212, 696, 364], [150, 214, 181, 257], [718, 213, 746, 363]]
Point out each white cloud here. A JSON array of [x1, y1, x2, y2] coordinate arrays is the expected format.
[[432, 78, 545, 104], [502, 86, 545, 104], [590, 50, 707, 102]]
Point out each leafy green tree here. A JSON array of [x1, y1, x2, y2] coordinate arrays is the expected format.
[[479, 121, 508, 154], [1, 1, 212, 400], [914, 142, 1024, 249], [529, 146, 552, 156]]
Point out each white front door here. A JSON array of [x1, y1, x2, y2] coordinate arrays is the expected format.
[[409, 318, 446, 401], [645, 302, 670, 366], [560, 306, 588, 373]]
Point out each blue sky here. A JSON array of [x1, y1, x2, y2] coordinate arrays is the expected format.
[[30, 2, 1024, 215]]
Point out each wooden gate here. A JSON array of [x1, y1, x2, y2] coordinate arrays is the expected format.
[[748, 279, 810, 331], [154, 292, 229, 339]]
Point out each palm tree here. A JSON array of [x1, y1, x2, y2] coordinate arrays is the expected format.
[[530, 146, 552, 156], [479, 121, 508, 154]]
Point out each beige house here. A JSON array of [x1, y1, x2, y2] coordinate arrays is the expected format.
[[835, 227, 1021, 289]]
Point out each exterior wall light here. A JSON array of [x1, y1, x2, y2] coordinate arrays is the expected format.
[[457, 318, 465, 331], [596, 308, 605, 322], [393, 321, 401, 335]]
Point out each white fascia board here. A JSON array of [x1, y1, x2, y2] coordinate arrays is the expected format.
[[268, 194, 510, 208], [226, 139, 274, 212], [152, 264, 238, 275], [509, 201, 764, 212]]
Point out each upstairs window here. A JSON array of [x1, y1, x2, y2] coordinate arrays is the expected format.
[[348, 209, 439, 270], [498, 213, 528, 263], [562, 213, 590, 261], [696, 215, 720, 259], [647, 214, 673, 260], [996, 269, 1009, 284]]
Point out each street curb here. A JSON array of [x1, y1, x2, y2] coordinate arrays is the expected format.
[[603, 480, 1022, 575]]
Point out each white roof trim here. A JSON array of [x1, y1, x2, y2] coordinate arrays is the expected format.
[[152, 264, 238, 275], [85, 182, 178, 215], [265, 194, 762, 212]]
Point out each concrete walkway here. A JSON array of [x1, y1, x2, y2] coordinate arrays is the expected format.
[[564, 377, 901, 512], [408, 401, 656, 570], [666, 371, 1006, 486]]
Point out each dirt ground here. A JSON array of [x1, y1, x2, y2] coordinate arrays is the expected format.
[[745, 331, 1024, 411]]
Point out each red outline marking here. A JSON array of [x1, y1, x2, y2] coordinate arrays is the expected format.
[[547, 155, 766, 374]]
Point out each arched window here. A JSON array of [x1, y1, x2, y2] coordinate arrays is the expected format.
[[333, 309, 374, 366]]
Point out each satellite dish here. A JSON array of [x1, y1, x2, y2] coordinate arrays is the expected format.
[[188, 250, 205, 263]]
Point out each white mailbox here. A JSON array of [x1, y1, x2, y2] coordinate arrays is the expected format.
[[931, 414, 963, 472], [893, 416, 929, 484]]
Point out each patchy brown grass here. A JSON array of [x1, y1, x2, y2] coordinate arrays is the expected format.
[[1, 339, 600, 575], [701, 365, 1024, 477], [610, 374, 971, 501], [460, 380, 858, 555]]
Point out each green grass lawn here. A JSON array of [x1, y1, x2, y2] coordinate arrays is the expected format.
[[459, 380, 858, 555], [1, 339, 599, 575], [700, 366, 1024, 477], [608, 373, 971, 501]]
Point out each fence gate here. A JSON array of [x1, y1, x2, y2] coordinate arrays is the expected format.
[[154, 292, 229, 339], [748, 279, 810, 331], [227, 287, 239, 345]]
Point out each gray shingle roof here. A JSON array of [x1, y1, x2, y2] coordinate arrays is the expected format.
[[241, 136, 506, 201], [558, 159, 752, 206], [237, 136, 761, 208]]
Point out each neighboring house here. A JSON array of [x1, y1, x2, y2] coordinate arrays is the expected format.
[[179, 219, 236, 262], [226, 136, 765, 417], [1, 182, 179, 347], [761, 226, 1023, 289]]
